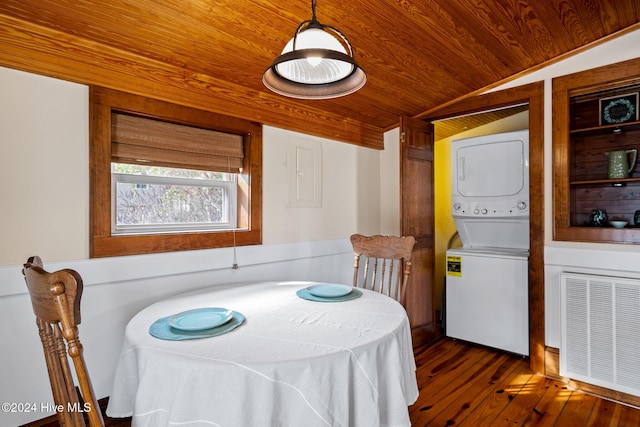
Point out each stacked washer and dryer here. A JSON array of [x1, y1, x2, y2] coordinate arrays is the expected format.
[[445, 130, 530, 356]]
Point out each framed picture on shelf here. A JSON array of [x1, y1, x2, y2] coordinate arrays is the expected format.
[[600, 92, 638, 125]]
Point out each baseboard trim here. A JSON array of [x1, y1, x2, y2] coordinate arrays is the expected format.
[[412, 322, 442, 348]]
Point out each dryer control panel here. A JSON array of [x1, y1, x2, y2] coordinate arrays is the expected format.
[[452, 199, 529, 217]]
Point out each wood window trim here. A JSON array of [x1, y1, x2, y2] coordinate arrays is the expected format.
[[89, 86, 262, 258]]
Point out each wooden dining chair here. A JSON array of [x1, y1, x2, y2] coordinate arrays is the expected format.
[[350, 234, 416, 305], [22, 256, 104, 427]]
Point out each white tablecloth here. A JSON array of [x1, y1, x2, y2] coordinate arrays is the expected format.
[[106, 281, 418, 427]]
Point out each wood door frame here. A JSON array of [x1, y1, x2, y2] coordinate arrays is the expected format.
[[399, 116, 437, 346], [421, 82, 545, 374]]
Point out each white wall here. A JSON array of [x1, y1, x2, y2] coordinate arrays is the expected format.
[[0, 66, 388, 425], [490, 28, 640, 348], [0, 66, 384, 264], [380, 128, 401, 235], [263, 127, 384, 242], [0, 67, 89, 263]]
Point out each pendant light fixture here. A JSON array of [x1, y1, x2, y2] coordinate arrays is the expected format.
[[263, 0, 366, 99]]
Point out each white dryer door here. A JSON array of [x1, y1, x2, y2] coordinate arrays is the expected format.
[[455, 139, 526, 198]]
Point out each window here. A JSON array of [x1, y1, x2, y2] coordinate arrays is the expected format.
[[112, 164, 237, 235], [90, 87, 262, 258]]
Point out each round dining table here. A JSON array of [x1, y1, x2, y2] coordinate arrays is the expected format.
[[106, 281, 418, 427]]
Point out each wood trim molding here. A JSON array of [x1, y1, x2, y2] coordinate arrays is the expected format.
[[0, 13, 383, 149], [552, 56, 640, 244], [423, 82, 546, 374], [90, 86, 263, 258]]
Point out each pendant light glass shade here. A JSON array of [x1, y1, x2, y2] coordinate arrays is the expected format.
[[277, 28, 351, 84], [263, 1, 366, 99]]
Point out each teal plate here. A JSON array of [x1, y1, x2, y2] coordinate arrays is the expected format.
[[306, 283, 354, 298], [296, 287, 362, 302], [168, 307, 233, 331], [149, 311, 245, 341]]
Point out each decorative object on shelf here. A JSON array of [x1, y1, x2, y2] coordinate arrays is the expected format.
[[590, 209, 608, 227], [262, 0, 366, 99], [599, 93, 638, 125], [634, 210, 640, 226], [605, 149, 637, 179], [609, 220, 628, 229]]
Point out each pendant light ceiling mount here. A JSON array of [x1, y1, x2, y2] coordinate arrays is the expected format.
[[263, 0, 366, 100]]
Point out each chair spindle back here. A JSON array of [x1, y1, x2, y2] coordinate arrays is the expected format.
[[350, 234, 416, 305], [22, 256, 104, 427]]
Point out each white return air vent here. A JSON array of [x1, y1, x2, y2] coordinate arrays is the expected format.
[[561, 273, 640, 397]]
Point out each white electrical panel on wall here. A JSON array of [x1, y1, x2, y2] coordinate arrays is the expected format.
[[287, 137, 322, 207]]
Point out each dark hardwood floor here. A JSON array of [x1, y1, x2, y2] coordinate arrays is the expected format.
[[410, 338, 640, 426], [24, 338, 640, 426]]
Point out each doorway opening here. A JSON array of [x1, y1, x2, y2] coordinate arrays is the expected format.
[[432, 104, 530, 328]]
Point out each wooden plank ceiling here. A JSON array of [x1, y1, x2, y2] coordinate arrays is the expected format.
[[0, 1, 638, 148], [434, 104, 529, 140]]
